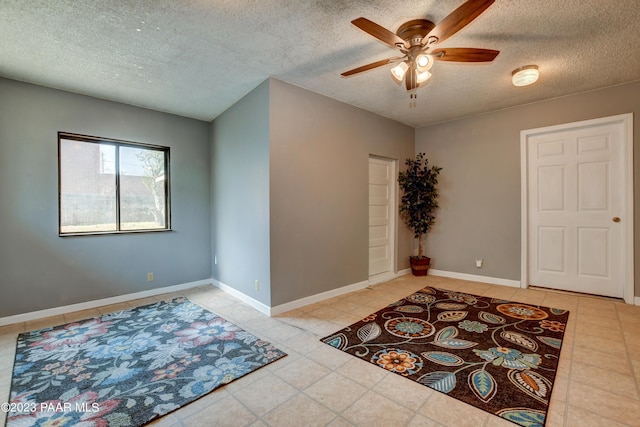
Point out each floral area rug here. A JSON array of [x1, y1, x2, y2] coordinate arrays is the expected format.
[[7, 297, 286, 426], [321, 286, 569, 427]]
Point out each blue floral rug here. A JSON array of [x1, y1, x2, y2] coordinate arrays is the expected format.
[[6, 297, 286, 426], [321, 286, 569, 427]]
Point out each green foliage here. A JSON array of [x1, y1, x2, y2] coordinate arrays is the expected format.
[[397, 153, 442, 257]]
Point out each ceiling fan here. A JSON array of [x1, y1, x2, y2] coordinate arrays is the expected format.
[[342, 0, 499, 97]]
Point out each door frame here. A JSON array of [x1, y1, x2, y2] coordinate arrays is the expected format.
[[368, 155, 398, 281], [520, 113, 634, 303]]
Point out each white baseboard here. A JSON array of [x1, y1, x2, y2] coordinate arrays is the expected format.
[[269, 269, 414, 316], [270, 279, 371, 316], [0, 279, 213, 327], [397, 268, 412, 277], [428, 269, 521, 288], [636, 296, 640, 306], [368, 268, 412, 286], [1, 269, 539, 326], [211, 279, 271, 317]]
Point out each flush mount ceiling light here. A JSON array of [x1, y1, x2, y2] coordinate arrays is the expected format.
[[340, 0, 500, 99], [512, 65, 539, 87]]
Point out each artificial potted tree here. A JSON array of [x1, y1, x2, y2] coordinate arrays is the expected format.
[[398, 152, 442, 276]]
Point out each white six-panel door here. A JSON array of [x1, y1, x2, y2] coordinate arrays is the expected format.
[[522, 114, 633, 300], [369, 157, 396, 279]]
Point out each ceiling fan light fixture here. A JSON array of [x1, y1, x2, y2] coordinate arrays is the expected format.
[[512, 65, 539, 87], [416, 70, 432, 84], [415, 54, 433, 71], [390, 61, 409, 83]]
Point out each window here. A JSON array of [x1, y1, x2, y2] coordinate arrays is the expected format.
[[58, 132, 170, 235]]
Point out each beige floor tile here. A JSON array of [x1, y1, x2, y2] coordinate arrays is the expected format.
[[510, 288, 547, 305], [277, 313, 319, 332], [625, 340, 640, 359], [63, 308, 101, 323], [305, 343, 353, 370], [341, 390, 414, 426], [417, 392, 489, 427], [372, 371, 433, 410], [541, 294, 579, 311], [569, 361, 639, 399], [223, 364, 274, 394], [24, 314, 66, 332], [480, 285, 518, 301], [272, 356, 331, 390], [336, 357, 389, 389], [567, 381, 640, 424], [304, 372, 367, 413], [572, 346, 633, 375], [618, 313, 640, 329], [175, 389, 231, 420], [304, 318, 348, 338], [485, 414, 519, 427], [575, 322, 624, 341], [405, 413, 445, 427], [262, 393, 336, 426], [0, 367, 13, 388], [0, 323, 25, 335], [546, 400, 565, 427], [2, 276, 640, 427], [96, 302, 131, 315], [259, 323, 303, 343], [231, 374, 298, 417], [623, 330, 640, 346], [125, 296, 164, 307], [631, 359, 640, 381], [573, 332, 628, 356], [0, 337, 17, 358], [281, 331, 326, 355], [181, 395, 257, 427], [147, 413, 181, 427], [239, 316, 284, 333], [575, 311, 622, 329], [325, 416, 355, 427], [0, 383, 11, 407], [576, 307, 619, 322], [565, 404, 630, 427], [0, 353, 16, 371], [551, 370, 569, 403]]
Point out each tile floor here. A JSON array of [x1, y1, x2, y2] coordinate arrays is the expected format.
[[1, 275, 640, 426]]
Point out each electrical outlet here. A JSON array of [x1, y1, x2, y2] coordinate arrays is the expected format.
[[214, 255, 217, 265], [147, 272, 154, 282], [475, 258, 483, 268], [254, 280, 259, 291]]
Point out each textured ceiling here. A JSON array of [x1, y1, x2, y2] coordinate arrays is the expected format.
[[1, 0, 639, 128]]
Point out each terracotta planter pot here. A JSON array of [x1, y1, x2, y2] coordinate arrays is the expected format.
[[410, 256, 431, 276]]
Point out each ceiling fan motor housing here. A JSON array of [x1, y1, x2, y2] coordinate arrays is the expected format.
[[396, 19, 436, 47]]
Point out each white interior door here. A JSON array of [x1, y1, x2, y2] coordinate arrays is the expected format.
[[523, 114, 633, 300], [369, 156, 396, 279]]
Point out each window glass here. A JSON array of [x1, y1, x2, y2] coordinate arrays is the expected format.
[[59, 133, 170, 235]]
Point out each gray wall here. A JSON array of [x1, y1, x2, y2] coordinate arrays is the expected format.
[[210, 80, 271, 305], [415, 81, 640, 296], [0, 78, 211, 317], [269, 79, 415, 306]]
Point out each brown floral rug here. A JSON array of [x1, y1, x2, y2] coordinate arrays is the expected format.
[[321, 286, 569, 427]]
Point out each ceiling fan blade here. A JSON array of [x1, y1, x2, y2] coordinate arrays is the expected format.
[[432, 48, 499, 62], [423, 0, 495, 45], [352, 17, 408, 49], [405, 67, 418, 91], [341, 57, 403, 76]]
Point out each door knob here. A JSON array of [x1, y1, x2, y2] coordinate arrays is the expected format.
[[613, 217, 621, 223]]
